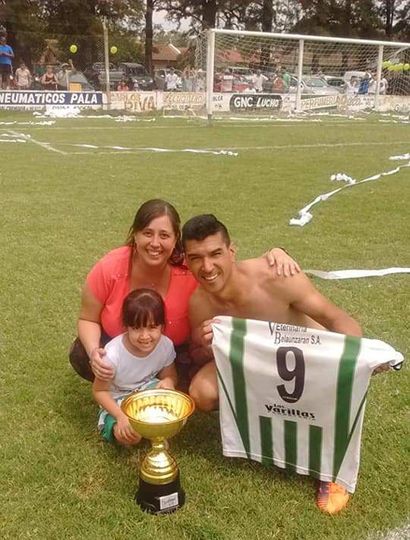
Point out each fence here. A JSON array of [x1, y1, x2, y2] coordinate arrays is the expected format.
[[1, 21, 410, 116], [196, 29, 410, 118]]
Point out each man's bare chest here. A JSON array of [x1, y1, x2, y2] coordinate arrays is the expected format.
[[210, 290, 295, 324]]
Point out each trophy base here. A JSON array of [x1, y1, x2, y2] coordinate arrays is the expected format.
[[136, 473, 185, 514]]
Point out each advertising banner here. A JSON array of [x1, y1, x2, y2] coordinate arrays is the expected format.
[[162, 92, 206, 111], [300, 94, 339, 111], [229, 93, 282, 111], [0, 91, 103, 109], [109, 91, 157, 113]]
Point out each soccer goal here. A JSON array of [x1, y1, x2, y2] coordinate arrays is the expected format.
[[195, 29, 410, 119]]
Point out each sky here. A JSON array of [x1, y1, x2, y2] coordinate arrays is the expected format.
[[153, 9, 191, 31]]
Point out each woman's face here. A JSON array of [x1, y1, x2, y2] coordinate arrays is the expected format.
[[134, 215, 177, 267]]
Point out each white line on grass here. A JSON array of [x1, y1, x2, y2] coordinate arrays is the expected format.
[[62, 143, 238, 156], [19, 121, 397, 131], [8, 130, 68, 155], [52, 140, 410, 156], [215, 141, 410, 151]]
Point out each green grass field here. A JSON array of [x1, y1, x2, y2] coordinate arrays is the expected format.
[[0, 112, 409, 540]]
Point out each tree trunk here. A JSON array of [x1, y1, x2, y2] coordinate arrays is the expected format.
[[145, 0, 154, 75], [384, 0, 395, 37], [202, 0, 218, 30], [260, 0, 273, 68], [262, 0, 273, 33]]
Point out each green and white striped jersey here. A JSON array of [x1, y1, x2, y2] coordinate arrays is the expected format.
[[212, 317, 403, 493]]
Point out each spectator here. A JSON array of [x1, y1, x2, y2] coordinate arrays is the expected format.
[[117, 79, 129, 91], [244, 81, 257, 93], [272, 73, 285, 93], [0, 35, 14, 90], [281, 68, 291, 92], [380, 73, 388, 95], [252, 69, 267, 92], [127, 77, 138, 91], [357, 73, 370, 95], [345, 76, 358, 95], [165, 67, 179, 91], [182, 66, 194, 92], [221, 68, 233, 92], [15, 61, 32, 90], [196, 69, 205, 92], [40, 65, 58, 90], [368, 72, 377, 94]]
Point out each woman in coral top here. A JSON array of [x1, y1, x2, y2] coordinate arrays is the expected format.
[[69, 199, 299, 384]]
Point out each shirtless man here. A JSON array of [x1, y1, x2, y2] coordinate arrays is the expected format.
[[182, 214, 363, 514]]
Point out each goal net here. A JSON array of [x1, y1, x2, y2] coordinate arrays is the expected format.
[[195, 29, 410, 119]]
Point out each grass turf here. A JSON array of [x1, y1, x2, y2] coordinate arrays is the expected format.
[[0, 112, 408, 540]]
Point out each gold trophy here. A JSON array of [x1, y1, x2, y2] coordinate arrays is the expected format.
[[121, 388, 195, 514]]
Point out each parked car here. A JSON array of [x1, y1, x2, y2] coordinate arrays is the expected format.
[[322, 75, 346, 90], [154, 68, 183, 91], [56, 64, 95, 91], [289, 76, 342, 95], [89, 62, 155, 90], [343, 71, 366, 84], [228, 66, 254, 81], [119, 63, 155, 90], [213, 73, 250, 93]]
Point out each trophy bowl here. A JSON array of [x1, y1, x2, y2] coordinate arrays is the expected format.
[[121, 389, 195, 514], [121, 388, 195, 440]]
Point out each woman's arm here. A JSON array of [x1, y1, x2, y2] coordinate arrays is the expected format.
[[78, 283, 114, 380], [156, 363, 177, 389]]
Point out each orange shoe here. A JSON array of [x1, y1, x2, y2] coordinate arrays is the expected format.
[[316, 481, 349, 514]]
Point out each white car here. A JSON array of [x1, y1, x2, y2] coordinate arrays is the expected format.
[[322, 75, 346, 90], [343, 71, 366, 84], [289, 76, 342, 95]]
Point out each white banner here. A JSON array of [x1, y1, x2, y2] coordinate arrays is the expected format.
[[108, 91, 157, 113]]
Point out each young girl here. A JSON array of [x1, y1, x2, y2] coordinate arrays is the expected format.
[[93, 288, 177, 445]]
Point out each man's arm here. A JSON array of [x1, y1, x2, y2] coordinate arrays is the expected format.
[[188, 291, 216, 365], [284, 272, 362, 337]]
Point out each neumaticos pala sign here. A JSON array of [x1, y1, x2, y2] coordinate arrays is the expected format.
[[229, 93, 282, 110]]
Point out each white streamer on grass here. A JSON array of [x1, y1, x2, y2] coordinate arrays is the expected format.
[[68, 143, 238, 156], [390, 153, 410, 161], [0, 120, 55, 126], [0, 133, 27, 143], [289, 154, 410, 227], [305, 267, 410, 280]]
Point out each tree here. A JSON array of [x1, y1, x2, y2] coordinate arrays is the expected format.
[[40, 1, 144, 68], [293, 0, 381, 38], [145, 0, 154, 73], [0, 0, 47, 66], [377, 0, 409, 40]]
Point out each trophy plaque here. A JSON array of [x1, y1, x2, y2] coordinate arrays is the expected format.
[[121, 388, 195, 514]]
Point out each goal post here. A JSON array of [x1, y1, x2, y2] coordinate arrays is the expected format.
[[196, 29, 410, 119]]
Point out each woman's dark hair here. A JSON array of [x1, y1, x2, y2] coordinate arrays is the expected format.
[[122, 288, 165, 329], [126, 199, 183, 265]]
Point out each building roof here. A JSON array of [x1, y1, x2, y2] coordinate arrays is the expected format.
[[152, 43, 187, 62]]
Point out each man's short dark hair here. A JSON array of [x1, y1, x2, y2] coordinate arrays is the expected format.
[[182, 214, 231, 247]]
